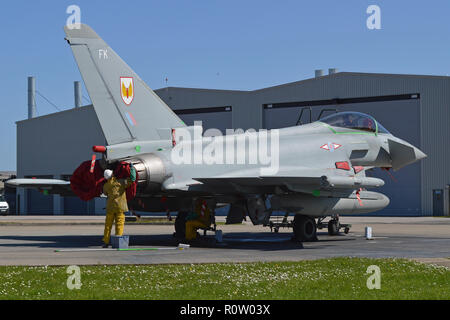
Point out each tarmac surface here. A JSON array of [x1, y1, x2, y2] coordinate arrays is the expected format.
[[0, 216, 449, 267]]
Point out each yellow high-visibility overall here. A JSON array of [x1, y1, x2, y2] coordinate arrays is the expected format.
[[185, 200, 211, 240], [102, 177, 132, 245]]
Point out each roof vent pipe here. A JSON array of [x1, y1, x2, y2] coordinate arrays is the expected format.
[[328, 68, 338, 75], [27, 76, 36, 119], [74, 81, 82, 108]]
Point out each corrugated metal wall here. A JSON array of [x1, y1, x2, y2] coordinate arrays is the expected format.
[[17, 105, 107, 215], [17, 105, 106, 177]]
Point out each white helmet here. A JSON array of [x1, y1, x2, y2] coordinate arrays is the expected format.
[[104, 169, 113, 180]]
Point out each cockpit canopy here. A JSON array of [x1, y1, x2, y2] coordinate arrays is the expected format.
[[318, 112, 390, 134]]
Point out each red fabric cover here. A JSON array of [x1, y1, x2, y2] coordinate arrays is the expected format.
[[70, 160, 105, 201], [70, 160, 138, 202], [114, 161, 138, 201]]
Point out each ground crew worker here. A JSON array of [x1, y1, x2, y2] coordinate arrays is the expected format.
[[185, 198, 211, 241], [102, 166, 136, 247]]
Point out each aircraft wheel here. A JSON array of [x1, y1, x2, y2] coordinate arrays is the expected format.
[[328, 219, 340, 236], [293, 215, 316, 242], [174, 211, 188, 239]]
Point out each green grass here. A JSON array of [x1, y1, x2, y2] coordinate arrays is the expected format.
[[216, 222, 243, 225], [0, 258, 448, 300], [125, 219, 174, 225]]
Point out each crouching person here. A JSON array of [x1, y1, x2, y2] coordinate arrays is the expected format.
[[185, 198, 211, 241], [102, 166, 136, 247]]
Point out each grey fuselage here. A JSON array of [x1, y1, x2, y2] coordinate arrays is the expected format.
[[119, 120, 424, 217]]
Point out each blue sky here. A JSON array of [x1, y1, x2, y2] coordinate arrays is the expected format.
[[0, 0, 449, 170]]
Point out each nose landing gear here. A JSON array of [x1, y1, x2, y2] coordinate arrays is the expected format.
[[266, 214, 352, 242], [317, 215, 351, 235]]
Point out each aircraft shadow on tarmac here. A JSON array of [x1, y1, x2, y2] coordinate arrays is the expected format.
[[0, 232, 355, 251]]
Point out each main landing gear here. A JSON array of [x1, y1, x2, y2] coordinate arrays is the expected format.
[[174, 211, 188, 239], [292, 215, 318, 242]]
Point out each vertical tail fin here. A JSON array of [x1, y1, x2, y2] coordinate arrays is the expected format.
[[64, 24, 185, 145]]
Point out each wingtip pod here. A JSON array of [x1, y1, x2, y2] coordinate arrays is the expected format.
[[64, 23, 100, 40]]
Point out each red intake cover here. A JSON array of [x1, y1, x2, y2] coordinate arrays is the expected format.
[[70, 160, 139, 202], [70, 160, 105, 201]]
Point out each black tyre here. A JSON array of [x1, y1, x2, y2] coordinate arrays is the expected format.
[[293, 215, 317, 242], [328, 219, 340, 236], [174, 211, 188, 239]]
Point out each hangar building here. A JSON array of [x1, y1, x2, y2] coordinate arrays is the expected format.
[[16, 71, 450, 216]]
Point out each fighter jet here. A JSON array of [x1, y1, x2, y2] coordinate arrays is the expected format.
[[7, 24, 427, 242]]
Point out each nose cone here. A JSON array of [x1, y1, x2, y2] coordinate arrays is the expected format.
[[414, 147, 427, 161], [387, 137, 427, 171]]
